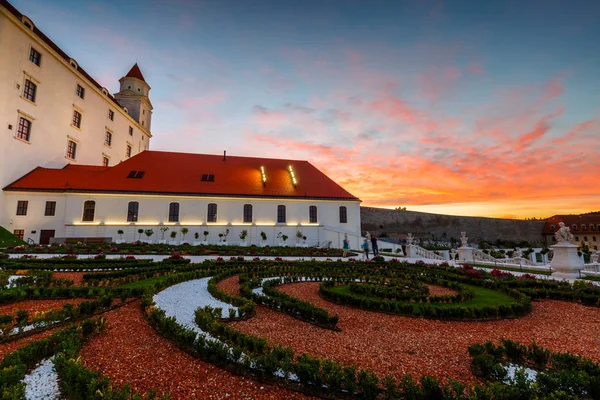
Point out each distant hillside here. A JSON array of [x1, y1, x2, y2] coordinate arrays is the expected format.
[[360, 207, 546, 246]]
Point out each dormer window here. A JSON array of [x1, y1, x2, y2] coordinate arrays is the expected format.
[[550, 224, 555, 232], [581, 224, 587, 230], [21, 16, 34, 30], [126, 170, 145, 179], [572, 224, 578, 231], [69, 58, 78, 69], [201, 174, 215, 182]]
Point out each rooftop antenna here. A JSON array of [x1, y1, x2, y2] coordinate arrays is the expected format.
[[223, 150, 226, 161]]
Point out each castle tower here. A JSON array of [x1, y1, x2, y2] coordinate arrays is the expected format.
[[114, 64, 153, 132]]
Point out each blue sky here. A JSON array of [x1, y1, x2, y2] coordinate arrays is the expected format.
[[10, 0, 600, 218]]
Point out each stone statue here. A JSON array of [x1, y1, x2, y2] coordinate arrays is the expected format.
[[514, 248, 522, 258], [460, 232, 468, 247], [406, 233, 414, 245], [365, 231, 371, 241], [554, 222, 574, 244]]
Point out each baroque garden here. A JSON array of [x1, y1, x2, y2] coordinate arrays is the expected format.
[[0, 231, 599, 399]]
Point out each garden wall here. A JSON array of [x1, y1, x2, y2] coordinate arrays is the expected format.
[[360, 207, 547, 245]]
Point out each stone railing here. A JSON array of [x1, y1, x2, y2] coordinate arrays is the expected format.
[[408, 245, 446, 261], [471, 249, 497, 262], [584, 264, 600, 273], [497, 257, 534, 266]]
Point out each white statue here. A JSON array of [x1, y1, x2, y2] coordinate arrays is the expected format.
[[406, 233, 414, 245], [365, 231, 371, 241], [514, 248, 522, 258], [554, 222, 574, 244], [460, 232, 468, 247]]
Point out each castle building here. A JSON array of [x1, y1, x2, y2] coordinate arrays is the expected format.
[[542, 214, 600, 250], [0, 0, 361, 248]]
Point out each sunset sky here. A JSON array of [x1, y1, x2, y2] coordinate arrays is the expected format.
[[12, 0, 600, 219]]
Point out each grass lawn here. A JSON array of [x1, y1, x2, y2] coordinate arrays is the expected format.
[[328, 283, 519, 310], [0, 226, 25, 248], [466, 263, 552, 276]]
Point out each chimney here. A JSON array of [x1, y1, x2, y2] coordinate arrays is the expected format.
[[223, 150, 226, 161]]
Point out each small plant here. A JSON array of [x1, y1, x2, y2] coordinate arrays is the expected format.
[[239, 230, 248, 241], [296, 230, 303, 239], [194, 232, 200, 240], [260, 231, 267, 241], [282, 234, 288, 243], [144, 229, 154, 240], [180, 227, 189, 241], [117, 229, 124, 240], [224, 229, 230, 241], [170, 231, 177, 240], [137, 228, 143, 240], [203, 231, 209, 241], [159, 226, 169, 240]]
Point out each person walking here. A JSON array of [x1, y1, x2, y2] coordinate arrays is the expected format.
[[362, 238, 370, 260], [371, 236, 379, 257], [342, 235, 349, 257]]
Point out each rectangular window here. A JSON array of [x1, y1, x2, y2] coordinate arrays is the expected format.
[[72, 110, 82, 128], [339, 206, 348, 224], [82, 200, 95, 222], [277, 205, 286, 223], [127, 202, 139, 222], [66, 140, 77, 160], [23, 79, 37, 102], [126, 145, 132, 158], [102, 157, 109, 167], [108, 109, 114, 121], [584, 236, 588, 242], [44, 201, 56, 216], [29, 48, 41, 66], [243, 204, 253, 223], [593, 236, 597, 242], [169, 202, 180, 223], [309, 205, 318, 223], [105, 131, 112, 146], [207, 203, 217, 223], [16, 201, 28, 216], [13, 230, 25, 240], [76, 84, 85, 99], [129, 126, 133, 136], [17, 117, 32, 141]]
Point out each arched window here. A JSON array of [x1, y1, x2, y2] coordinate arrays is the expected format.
[[243, 204, 253, 223], [309, 205, 317, 223], [277, 205, 286, 223], [82, 200, 95, 222], [168, 202, 179, 222], [550, 225, 555, 232], [339, 206, 347, 224], [207, 203, 217, 222], [127, 201, 139, 222]]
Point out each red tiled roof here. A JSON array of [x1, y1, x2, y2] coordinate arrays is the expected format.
[[542, 214, 600, 235], [125, 63, 146, 82], [3, 151, 360, 201]]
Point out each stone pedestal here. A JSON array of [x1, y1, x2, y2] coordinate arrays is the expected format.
[[405, 244, 415, 258], [457, 247, 474, 262], [550, 244, 584, 280]]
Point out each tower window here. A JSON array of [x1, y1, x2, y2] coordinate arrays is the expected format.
[[45, 201, 56, 216], [277, 205, 286, 223], [102, 157, 109, 167], [108, 110, 114, 121], [66, 140, 77, 160], [105, 131, 112, 146], [72, 110, 82, 128], [17, 117, 32, 142], [16, 201, 28, 216], [29, 48, 41, 66], [129, 126, 133, 136], [82, 200, 95, 222], [243, 204, 253, 223], [126, 144, 132, 158], [127, 201, 139, 222], [23, 79, 37, 102], [76, 84, 85, 99], [207, 203, 217, 223], [339, 206, 348, 224], [169, 202, 180, 222], [309, 205, 318, 223]]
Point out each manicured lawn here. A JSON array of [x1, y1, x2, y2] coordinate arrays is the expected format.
[[0, 226, 25, 248], [328, 283, 519, 310]]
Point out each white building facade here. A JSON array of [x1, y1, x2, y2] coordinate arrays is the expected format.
[[0, 0, 152, 230]]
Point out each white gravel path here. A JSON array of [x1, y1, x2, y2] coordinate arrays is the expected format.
[[153, 278, 237, 332], [23, 358, 60, 400]]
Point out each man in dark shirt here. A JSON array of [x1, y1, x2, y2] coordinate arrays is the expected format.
[[371, 236, 379, 257]]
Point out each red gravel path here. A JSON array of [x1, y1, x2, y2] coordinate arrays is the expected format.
[[216, 275, 242, 296], [0, 328, 58, 359], [53, 272, 85, 286], [0, 299, 87, 317], [229, 281, 600, 385], [426, 284, 458, 296], [79, 300, 314, 399]]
